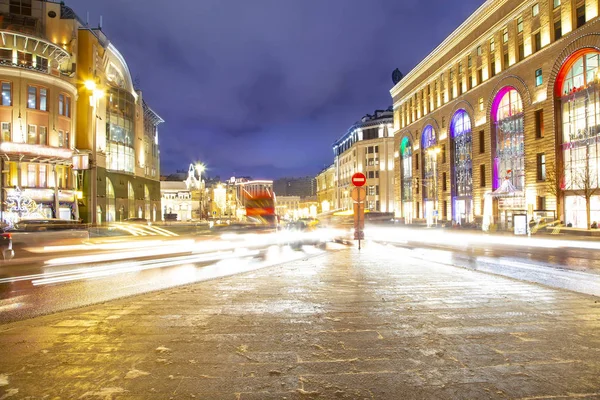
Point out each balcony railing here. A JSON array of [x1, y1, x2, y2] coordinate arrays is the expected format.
[[0, 55, 48, 73]]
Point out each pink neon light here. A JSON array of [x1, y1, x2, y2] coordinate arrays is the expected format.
[[490, 86, 514, 122], [555, 48, 600, 97]]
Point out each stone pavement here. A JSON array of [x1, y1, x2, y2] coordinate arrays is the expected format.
[[0, 243, 599, 399]]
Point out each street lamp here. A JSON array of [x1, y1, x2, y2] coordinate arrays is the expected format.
[[195, 163, 205, 220], [85, 79, 105, 225]]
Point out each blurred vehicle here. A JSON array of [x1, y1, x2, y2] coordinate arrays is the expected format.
[[281, 220, 326, 248], [0, 231, 14, 260], [6, 219, 89, 245], [11, 219, 86, 232], [245, 190, 277, 228]]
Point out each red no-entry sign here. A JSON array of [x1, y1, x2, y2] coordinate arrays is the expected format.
[[351, 172, 366, 187]]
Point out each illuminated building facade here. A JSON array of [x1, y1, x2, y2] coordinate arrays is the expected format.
[[76, 17, 163, 223], [391, 0, 600, 229], [333, 108, 395, 213], [0, 0, 80, 222], [316, 163, 335, 214], [160, 180, 193, 222], [276, 195, 300, 220]]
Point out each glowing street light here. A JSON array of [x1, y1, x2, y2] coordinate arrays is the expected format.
[[195, 163, 206, 220], [85, 79, 105, 224]]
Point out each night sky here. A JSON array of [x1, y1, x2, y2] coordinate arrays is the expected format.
[[69, 0, 484, 180]]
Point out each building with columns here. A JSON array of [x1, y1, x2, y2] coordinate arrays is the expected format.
[[333, 108, 395, 213], [391, 0, 600, 229]]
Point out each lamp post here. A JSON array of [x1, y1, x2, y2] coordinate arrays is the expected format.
[[85, 80, 105, 225], [195, 163, 205, 221]]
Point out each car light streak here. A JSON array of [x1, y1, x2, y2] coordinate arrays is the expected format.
[[0, 250, 259, 284], [31, 250, 262, 286], [365, 227, 600, 251], [25, 239, 172, 253], [44, 240, 199, 265]]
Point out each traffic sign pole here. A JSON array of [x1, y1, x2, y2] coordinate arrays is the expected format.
[[351, 173, 367, 250]]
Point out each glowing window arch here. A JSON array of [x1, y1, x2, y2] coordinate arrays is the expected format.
[[491, 87, 524, 191], [421, 125, 437, 201], [450, 110, 471, 138], [400, 137, 412, 202], [106, 178, 115, 222], [556, 49, 600, 97], [450, 110, 472, 199], [492, 87, 523, 122], [128, 182, 135, 218], [421, 125, 436, 149], [556, 49, 600, 228]]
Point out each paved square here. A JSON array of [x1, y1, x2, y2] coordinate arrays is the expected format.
[[1, 243, 599, 399]]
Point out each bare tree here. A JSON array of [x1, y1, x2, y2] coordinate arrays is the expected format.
[[569, 147, 600, 229], [544, 160, 563, 200]]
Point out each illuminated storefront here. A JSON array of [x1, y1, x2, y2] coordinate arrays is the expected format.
[[557, 50, 600, 228], [0, 1, 79, 223], [450, 110, 472, 224], [491, 87, 525, 228], [421, 125, 437, 224]]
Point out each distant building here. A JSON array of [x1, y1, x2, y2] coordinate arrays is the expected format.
[[160, 165, 201, 221], [273, 176, 316, 198], [316, 164, 336, 214], [333, 108, 395, 213], [160, 181, 193, 221], [276, 196, 300, 220]]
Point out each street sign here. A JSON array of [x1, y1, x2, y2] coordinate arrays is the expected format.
[[351, 172, 367, 187], [351, 187, 366, 202]]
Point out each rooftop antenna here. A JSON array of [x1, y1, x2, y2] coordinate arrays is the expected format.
[[86, 11, 89, 26], [99, 15, 103, 30]]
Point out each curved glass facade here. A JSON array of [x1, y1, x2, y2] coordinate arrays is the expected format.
[[106, 88, 135, 173]]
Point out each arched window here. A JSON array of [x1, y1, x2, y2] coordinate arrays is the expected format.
[[400, 137, 412, 202], [144, 184, 150, 220], [557, 50, 600, 227], [421, 125, 437, 201], [491, 87, 524, 190], [128, 182, 135, 218], [421, 125, 436, 149], [106, 178, 115, 222], [450, 110, 473, 223]]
